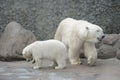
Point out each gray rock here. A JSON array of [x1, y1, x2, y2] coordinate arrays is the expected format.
[[0, 21, 36, 61], [98, 44, 116, 59], [113, 39, 120, 50], [102, 34, 119, 45], [116, 49, 120, 60], [95, 42, 103, 49]]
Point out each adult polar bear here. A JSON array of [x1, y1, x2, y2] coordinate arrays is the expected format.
[[55, 18, 105, 65], [22, 40, 67, 69]]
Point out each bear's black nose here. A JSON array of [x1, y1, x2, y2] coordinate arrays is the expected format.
[[102, 35, 105, 39]]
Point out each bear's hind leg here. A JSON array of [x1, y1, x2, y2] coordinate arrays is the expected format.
[[68, 47, 82, 65]]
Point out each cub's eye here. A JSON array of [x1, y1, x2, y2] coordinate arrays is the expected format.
[[97, 30, 100, 32]]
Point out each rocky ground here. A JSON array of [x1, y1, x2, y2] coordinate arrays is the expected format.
[[0, 58, 120, 80]]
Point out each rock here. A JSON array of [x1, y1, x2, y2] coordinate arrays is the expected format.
[[98, 44, 116, 59], [0, 21, 36, 61], [95, 42, 103, 49], [113, 39, 120, 50], [116, 49, 120, 60], [102, 34, 119, 45]]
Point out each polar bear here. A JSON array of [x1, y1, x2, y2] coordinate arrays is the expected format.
[[22, 40, 67, 69], [54, 18, 105, 66]]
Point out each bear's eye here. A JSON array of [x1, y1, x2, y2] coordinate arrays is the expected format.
[[97, 30, 100, 32]]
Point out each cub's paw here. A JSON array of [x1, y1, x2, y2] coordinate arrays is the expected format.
[[33, 66, 41, 69]]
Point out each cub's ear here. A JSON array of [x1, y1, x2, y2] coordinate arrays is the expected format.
[[86, 27, 89, 30]]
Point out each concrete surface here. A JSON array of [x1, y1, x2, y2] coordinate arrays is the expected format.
[[0, 58, 120, 80]]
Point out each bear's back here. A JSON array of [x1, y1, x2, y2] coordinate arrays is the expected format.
[[35, 40, 67, 60]]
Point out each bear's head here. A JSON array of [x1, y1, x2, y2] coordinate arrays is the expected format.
[[22, 47, 33, 62], [85, 24, 105, 43], [78, 20, 105, 43]]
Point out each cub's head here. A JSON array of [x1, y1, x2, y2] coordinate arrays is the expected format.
[[22, 47, 33, 62]]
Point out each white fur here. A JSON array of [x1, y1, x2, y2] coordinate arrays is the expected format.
[[22, 40, 67, 69], [55, 18, 104, 65]]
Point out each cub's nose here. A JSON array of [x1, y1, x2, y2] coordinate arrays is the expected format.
[[102, 35, 105, 39]]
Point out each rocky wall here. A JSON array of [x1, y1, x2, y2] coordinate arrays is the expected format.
[[0, 0, 120, 40]]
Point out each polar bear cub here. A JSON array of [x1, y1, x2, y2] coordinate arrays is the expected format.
[[22, 40, 67, 69]]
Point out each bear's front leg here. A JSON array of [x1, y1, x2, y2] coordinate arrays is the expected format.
[[84, 42, 97, 66], [33, 58, 42, 69], [30, 58, 35, 64]]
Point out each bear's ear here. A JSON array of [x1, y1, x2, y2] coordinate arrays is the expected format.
[[86, 27, 89, 30]]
